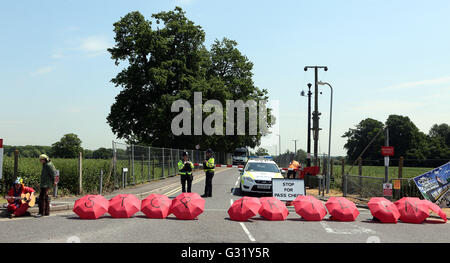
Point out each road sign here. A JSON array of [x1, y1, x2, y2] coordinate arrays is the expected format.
[[272, 178, 305, 201], [381, 146, 394, 156], [383, 183, 393, 197], [0, 139, 3, 180]]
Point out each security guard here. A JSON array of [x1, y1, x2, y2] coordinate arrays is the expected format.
[[201, 149, 215, 198], [178, 151, 194, 193]]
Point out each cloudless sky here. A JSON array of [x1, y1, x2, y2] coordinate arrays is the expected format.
[[1, 0, 449, 156]]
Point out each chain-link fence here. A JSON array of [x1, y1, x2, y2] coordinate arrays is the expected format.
[[112, 141, 232, 189], [335, 157, 449, 201], [342, 174, 385, 200]]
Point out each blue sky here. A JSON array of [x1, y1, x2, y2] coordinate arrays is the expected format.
[[1, 0, 449, 156]]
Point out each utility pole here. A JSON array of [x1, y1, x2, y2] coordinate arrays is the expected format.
[[384, 127, 389, 183], [292, 139, 298, 159], [304, 66, 328, 167], [306, 83, 312, 167]]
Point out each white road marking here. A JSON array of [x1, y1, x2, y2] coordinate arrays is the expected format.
[[240, 222, 256, 242], [230, 176, 240, 196], [320, 221, 376, 235], [230, 198, 256, 242]]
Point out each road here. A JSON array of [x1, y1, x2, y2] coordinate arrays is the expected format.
[[0, 168, 448, 243]]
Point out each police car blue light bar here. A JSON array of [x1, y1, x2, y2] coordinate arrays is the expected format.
[[248, 156, 273, 159]]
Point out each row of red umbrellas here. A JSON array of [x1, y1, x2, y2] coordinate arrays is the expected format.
[[73, 193, 205, 220], [228, 196, 447, 223], [228, 196, 358, 222], [74, 193, 447, 223]]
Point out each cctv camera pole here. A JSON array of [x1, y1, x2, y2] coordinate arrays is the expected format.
[[304, 66, 328, 167]]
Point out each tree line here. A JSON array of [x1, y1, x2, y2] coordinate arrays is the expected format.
[[342, 114, 449, 167], [3, 133, 113, 159]]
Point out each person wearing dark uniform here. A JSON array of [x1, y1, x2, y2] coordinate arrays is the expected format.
[[201, 149, 215, 198], [178, 151, 194, 193]]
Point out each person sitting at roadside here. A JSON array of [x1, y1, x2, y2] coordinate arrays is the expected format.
[[6, 177, 35, 218]]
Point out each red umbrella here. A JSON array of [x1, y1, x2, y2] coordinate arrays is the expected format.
[[368, 197, 400, 223], [293, 195, 327, 221], [73, 195, 109, 219], [325, 197, 359, 221], [108, 194, 141, 218], [228, 197, 261, 221], [394, 197, 429, 224], [170, 193, 205, 220], [258, 197, 289, 221], [141, 194, 172, 219], [421, 200, 447, 223]]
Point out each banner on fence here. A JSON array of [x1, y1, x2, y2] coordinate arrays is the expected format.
[[272, 178, 305, 201], [413, 161, 450, 208]]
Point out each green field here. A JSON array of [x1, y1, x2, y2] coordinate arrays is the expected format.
[[1, 156, 182, 196], [333, 165, 432, 179]]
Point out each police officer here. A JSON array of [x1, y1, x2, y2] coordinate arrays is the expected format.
[[178, 151, 194, 193], [201, 149, 215, 198]]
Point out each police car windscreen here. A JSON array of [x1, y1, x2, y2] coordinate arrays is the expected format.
[[246, 163, 279, 173], [233, 151, 247, 156]]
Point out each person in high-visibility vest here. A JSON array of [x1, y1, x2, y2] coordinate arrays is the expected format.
[[201, 149, 215, 198], [178, 151, 194, 193], [287, 159, 300, 179]]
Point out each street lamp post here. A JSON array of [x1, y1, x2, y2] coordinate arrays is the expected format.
[[318, 81, 333, 194]]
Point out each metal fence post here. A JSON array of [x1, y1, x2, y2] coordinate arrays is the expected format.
[[168, 149, 171, 177], [358, 157, 362, 194], [170, 149, 174, 177], [162, 148, 165, 178], [131, 144, 135, 185], [78, 151, 83, 194], [99, 169, 103, 195], [141, 154, 144, 184], [148, 147, 152, 182], [112, 141, 117, 189], [13, 150, 19, 179]]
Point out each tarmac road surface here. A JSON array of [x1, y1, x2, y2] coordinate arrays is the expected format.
[[0, 168, 448, 243]]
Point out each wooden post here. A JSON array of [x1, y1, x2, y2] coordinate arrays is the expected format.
[[358, 157, 362, 194], [99, 169, 103, 195], [341, 159, 345, 195], [398, 156, 404, 179], [14, 150, 19, 179], [78, 152, 83, 194]]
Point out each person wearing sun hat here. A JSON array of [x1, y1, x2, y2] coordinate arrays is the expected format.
[[36, 154, 57, 217]]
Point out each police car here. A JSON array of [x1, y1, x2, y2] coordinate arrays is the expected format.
[[239, 156, 285, 194]]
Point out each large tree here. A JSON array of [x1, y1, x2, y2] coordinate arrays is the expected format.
[[342, 118, 385, 161], [107, 7, 273, 152], [50, 133, 83, 158], [429, 123, 450, 147], [385, 115, 426, 159]]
